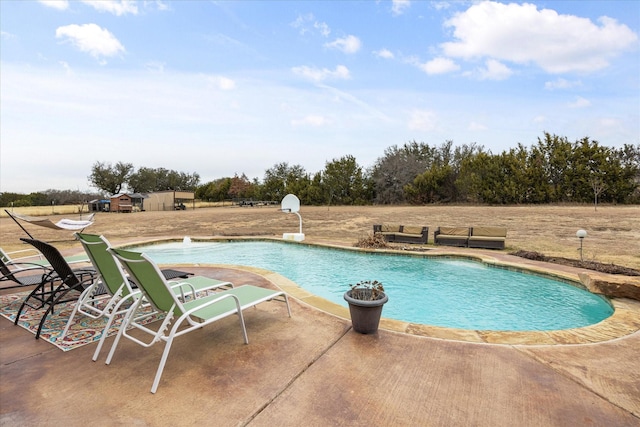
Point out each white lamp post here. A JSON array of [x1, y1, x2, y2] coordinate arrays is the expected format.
[[576, 229, 587, 262]]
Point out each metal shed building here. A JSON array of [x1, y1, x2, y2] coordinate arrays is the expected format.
[[143, 191, 194, 211]]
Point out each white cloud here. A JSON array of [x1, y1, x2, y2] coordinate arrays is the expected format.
[[314, 21, 331, 37], [58, 61, 73, 75], [419, 57, 460, 75], [1, 31, 17, 40], [568, 96, 591, 108], [208, 75, 236, 91], [469, 121, 487, 131], [292, 65, 351, 82], [151, 1, 170, 12], [291, 13, 330, 37], [291, 13, 314, 35], [408, 110, 438, 131], [56, 24, 125, 61], [291, 115, 330, 127], [317, 85, 391, 122], [373, 49, 394, 59], [325, 35, 361, 54], [477, 59, 512, 80], [81, 0, 138, 16], [544, 78, 582, 90], [597, 117, 621, 128], [40, 0, 163, 14], [38, 0, 69, 10], [431, 2, 450, 11], [145, 61, 165, 73], [391, 0, 411, 16], [441, 1, 639, 73]]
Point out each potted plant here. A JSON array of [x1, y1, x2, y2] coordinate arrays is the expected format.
[[344, 280, 388, 334]]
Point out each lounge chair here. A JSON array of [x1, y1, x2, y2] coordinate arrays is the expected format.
[[1, 247, 52, 283], [1, 246, 89, 271], [106, 247, 292, 393], [0, 256, 52, 290], [5, 209, 95, 239], [1, 247, 45, 265], [15, 238, 98, 339], [71, 233, 234, 361]]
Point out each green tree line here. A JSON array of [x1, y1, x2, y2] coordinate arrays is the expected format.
[[2, 133, 638, 207], [0, 189, 103, 208], [198, 133, 639, 206]]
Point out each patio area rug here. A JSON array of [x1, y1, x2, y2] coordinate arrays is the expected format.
[[0, 291, 163, 352]]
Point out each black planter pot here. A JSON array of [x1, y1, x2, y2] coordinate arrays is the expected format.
[[344, 290, 389, 334]]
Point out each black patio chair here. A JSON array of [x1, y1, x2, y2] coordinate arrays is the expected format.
[[0, 256, 52, 290], [14, 238, 98, 339]]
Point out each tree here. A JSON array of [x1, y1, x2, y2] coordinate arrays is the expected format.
[[371, 141, 436, 204], [88, 161, 134, 195], [405, 163, 453, 204], [122, 166, 201, 193], [322, 155, 371, 205], [304, 172, 325, 205], [524, 144, 552, 203], [413, 142, 484, 203], [261, 163, 307, 202], [228, 174, 256, 200], [164, 170, 200, 191], [536, 133, 573, 202], [590, 176, 606, 210], [145, 168, 200, 191], [608, 144, 640, 203], [127, 167, 158, 193], [456, 152, 503, 204], [196, 178, 232, 202]]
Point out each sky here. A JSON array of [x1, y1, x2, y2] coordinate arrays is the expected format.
[[1, 0, 639, 194]]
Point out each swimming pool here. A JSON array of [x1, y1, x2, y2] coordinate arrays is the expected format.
[[129, 240, 613, 331]]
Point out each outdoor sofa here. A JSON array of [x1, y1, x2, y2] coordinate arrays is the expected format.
[[434, 227, 470, 247], [434, 226, 507, 249], [373, 224, 429, 244], [468, 227, 507, 250]]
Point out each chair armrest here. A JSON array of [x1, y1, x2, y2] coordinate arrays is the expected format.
[[167, 280, 197, 301], [4, 248, 45, 262], [5, 261, 52, 271]]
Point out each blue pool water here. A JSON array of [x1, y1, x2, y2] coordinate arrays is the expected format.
[[129, 240, 613, 331]]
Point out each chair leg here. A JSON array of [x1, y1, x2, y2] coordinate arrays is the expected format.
[[35, 284, 75, 339], [92, 312, 115, 362], [14, 280, 51, 325], [35, 302, 57, 339], [237, 310, 249, 345], [14, 297, 31, 326], [60, 291, 88, 341], [35, 281, 87, 339], [151, 339, 175, 394], [105, 298, 142, 365], [93, 296, 134, 362]]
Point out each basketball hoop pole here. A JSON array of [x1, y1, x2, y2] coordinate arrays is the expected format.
[[294, 211, 302, 234], [280, 208, 302, 234]]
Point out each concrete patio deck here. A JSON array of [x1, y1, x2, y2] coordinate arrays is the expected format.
[[1, 254, 639, 426]]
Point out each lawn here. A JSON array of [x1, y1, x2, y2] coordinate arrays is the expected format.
[[1, 204, 638, 269]]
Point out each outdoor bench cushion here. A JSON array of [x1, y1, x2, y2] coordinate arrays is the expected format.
[[468, 236, 506, 241], [402, 226, 424, 235], [437, 227, 469, 236], [394, 232, 422, 238], [470, 227, 507, 238]]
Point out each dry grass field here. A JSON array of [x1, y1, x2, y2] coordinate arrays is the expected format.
[[1, 204, 638, 269]]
